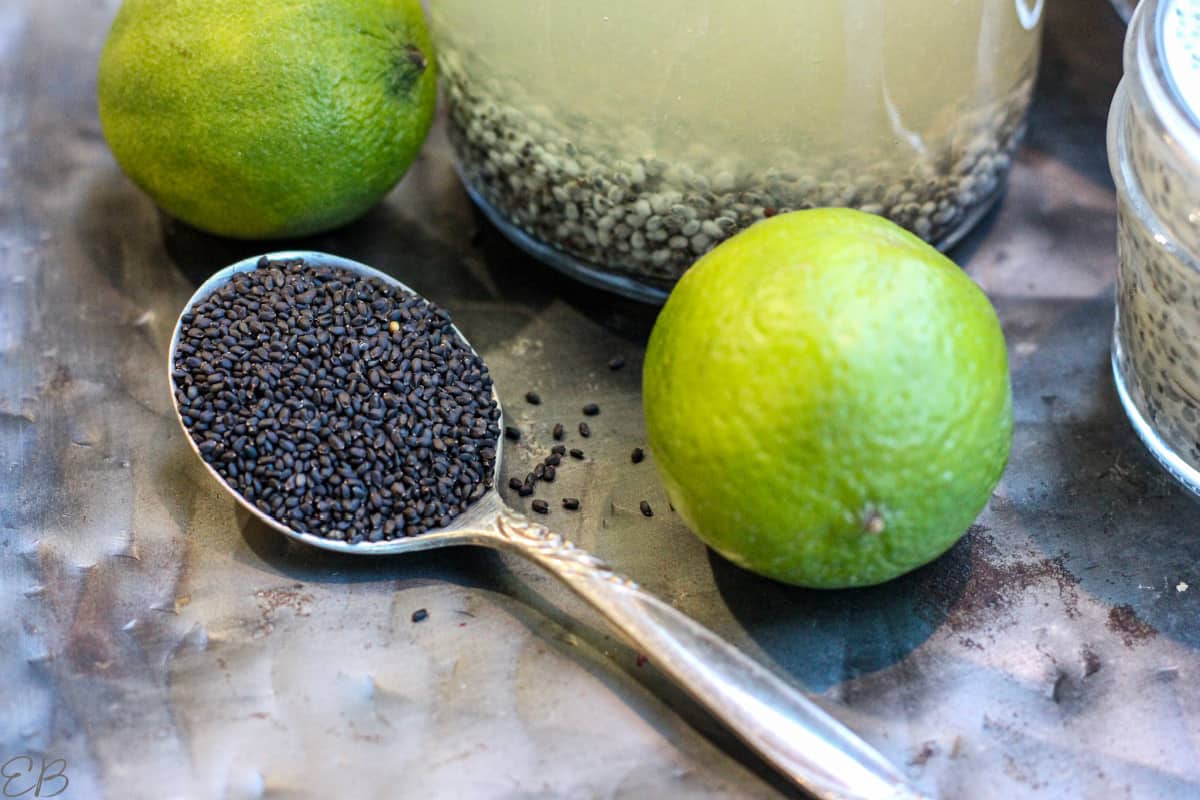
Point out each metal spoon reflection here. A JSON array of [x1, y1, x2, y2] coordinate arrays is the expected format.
[[168, 250, 931, 800]]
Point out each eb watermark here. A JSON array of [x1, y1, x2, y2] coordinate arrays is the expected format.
[[1, 756, 68, 798]]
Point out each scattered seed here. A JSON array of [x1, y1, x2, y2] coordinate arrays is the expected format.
[[525, 391, 541, 405], [544, 465, 556, 482], [639, 501, 653, 517], [551, 444, 567, 456], [630, 447, 645, 464], [582, 403, 600, 416], [411, 608, 429, 623], [504, 425, 521, 442], [518, 483, 534, 497], [569, 448, 585, 460], [508, 477, 523, 492], [578, 422, 590, 437], [552, 422, 564, 440], [608, 356, 625, 371], [562, 497, 580, 510], [545, 453, 561, 466], [532, 499, 549, 514]]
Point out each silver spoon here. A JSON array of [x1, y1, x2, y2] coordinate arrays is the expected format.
[[168, 250, 931, 800]]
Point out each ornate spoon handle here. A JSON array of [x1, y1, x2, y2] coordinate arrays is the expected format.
[[487, 508, 932, 800]]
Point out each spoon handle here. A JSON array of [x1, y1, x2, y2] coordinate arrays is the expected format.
[[489, 509, 931, 800]]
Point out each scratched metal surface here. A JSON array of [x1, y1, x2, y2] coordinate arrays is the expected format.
[[2, 1, 1197, 798]]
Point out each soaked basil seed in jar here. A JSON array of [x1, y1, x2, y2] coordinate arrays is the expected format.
[[428, 0, 1045, 301], [1111, 0, 1200, 494]]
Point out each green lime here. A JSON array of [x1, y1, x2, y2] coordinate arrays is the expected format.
[[97, 0, 437, 239], [643, 208, 1012, 589]]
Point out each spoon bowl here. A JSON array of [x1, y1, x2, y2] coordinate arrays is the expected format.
[[169, 250, 932, 800]]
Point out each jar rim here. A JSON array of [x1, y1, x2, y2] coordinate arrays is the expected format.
[[1133, 0, 1200, 156]]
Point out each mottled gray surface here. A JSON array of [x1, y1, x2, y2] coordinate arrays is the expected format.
[[2, 1, 1197, 799]]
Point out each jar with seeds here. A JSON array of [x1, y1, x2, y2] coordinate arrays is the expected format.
[[1110, 0, 1200, 495], [428, 0, 1045, 301]]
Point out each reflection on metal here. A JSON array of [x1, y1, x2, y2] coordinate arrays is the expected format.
[[1111, 0, 1138, 22], [3, 0, 1198, 798], [169, 250, 928, 799]]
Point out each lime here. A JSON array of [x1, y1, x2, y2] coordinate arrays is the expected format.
[[97, 0, 437, 239], [643, 208, 1012, 589]]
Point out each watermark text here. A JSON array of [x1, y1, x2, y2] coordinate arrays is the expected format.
[[1, 756, 68, 798]]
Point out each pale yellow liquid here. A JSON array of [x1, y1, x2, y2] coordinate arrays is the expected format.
[[429, 0, 1043, 166]]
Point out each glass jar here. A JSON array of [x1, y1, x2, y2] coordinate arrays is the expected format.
[[429, 1, 1045, 301], [1110, 0, 1200, 494]]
